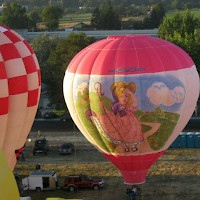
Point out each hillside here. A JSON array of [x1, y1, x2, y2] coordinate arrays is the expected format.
[[1, 0, 200, 13]]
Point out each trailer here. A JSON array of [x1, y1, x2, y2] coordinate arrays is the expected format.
[[22, 171, 57, 192]]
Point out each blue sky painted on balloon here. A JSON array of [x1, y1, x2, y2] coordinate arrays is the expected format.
[[74, 74, 185, 113]]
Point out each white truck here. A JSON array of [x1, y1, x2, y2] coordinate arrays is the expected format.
[[22, 171, 57, 192]]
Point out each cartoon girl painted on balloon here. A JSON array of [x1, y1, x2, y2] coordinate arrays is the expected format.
[[109, 82, 144, 149], [90, 81, 161, 154]]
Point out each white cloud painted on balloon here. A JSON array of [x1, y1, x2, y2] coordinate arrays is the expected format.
[[146, 82, 185, 106]]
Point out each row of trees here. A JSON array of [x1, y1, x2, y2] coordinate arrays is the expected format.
[[31, 10, 200, 109], [91, 2, 166, 30], [1, 0, 200, 13], [31, 33, 95, 108], [0, 2, 167, 30], [158, 11, 200, 73], [0, 3, 63, 30], [5, 1, 200, 32]]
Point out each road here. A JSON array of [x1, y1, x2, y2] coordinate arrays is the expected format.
[[31, 117, 200, 132], [183, 117, 200, 131], [32, 118, 77, 132]]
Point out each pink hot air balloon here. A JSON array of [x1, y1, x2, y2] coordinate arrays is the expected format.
[[63, 35, 199, 184], [0, 25, 41, 169]]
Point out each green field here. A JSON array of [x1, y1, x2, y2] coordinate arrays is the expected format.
[[166, 9, 200, 19], [60, 13, 92, 23], [59, 9, 200, 27], [16, 148, 200, 200]]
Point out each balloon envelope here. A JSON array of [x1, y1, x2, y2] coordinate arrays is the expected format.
[[0, 150, 20, 199], [0, 25, 41, 168], [63, 35, 199, 184]]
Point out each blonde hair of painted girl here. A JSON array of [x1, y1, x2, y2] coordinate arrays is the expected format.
[[110, 81, 136, 108]]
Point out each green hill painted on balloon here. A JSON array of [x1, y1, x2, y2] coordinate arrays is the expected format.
[[140, 111, 179, 150], [76, 91, 116, 153]]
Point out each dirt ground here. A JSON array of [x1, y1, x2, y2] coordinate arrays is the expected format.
[[15, 131, 200, 200]]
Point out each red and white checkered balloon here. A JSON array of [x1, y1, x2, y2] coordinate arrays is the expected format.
[[0, 25, 41, 168]]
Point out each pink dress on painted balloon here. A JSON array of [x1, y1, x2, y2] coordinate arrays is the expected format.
[[97, 86, 144, 146]]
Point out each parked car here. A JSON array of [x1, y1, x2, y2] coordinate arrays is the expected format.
[[63, 174, 104, 191], [59, 143, 75, 155], [43, 111, 57, 119], [33, 138, 49, 155]]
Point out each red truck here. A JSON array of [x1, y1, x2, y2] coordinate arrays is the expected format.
[[63, 174, 104, 191]]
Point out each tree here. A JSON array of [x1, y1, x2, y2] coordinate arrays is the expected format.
[[91, 7, 102, 29], [143, 3, 166, 29], [46, 33, 95, 108], [91, 1, 121, 30], [32, 33, 95, 108], [31, 34, 60, 108], [158, 11, 200, 73], [40, 5, 63, 30], [1, 3, 30, 29], [31, 34, 59, 83], [150, 3, 166, 27], [27, 9, 41, 31], [171, 0, 181, 10]]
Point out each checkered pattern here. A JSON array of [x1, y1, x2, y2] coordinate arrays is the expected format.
[[0, 25, 41, 114], [0, 25, 41, 169]]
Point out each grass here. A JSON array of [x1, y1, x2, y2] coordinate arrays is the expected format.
[[59, 13, 92, 29], [16, 149, 200, 200], [59, 13, 145, 28], [60, 13, 92, 23], [166, 8, 200, 19], [16, 149, 200, 177], [58, 9, 200, 29]]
